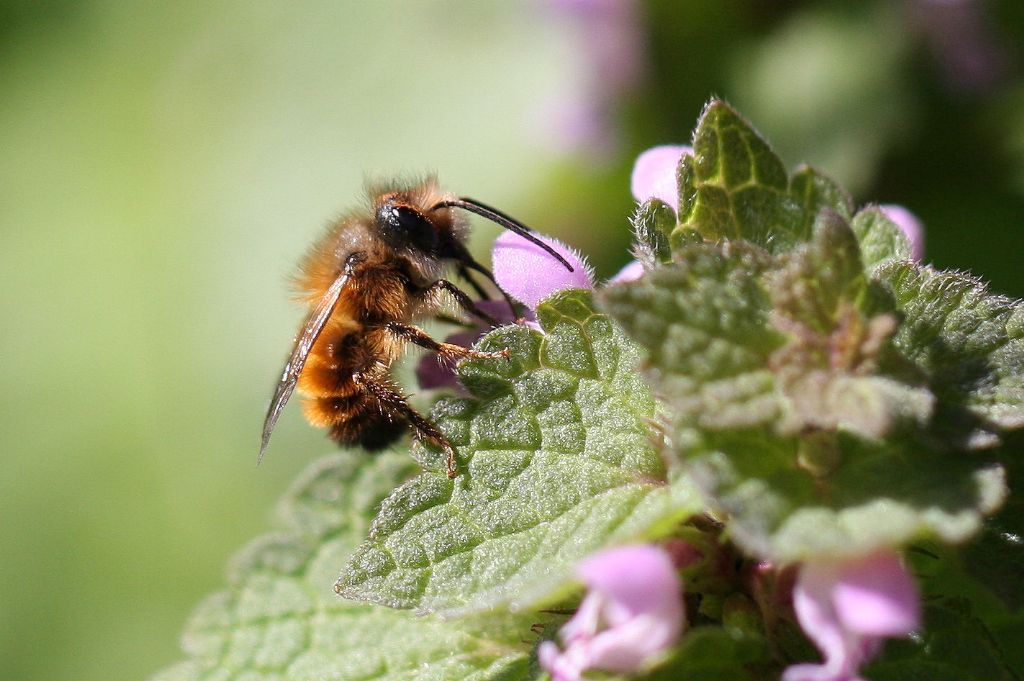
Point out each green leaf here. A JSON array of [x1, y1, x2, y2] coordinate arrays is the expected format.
[[962, 454, 1024, 611], [768, 213, 934, 440], [600, 239, 785, 440], [149, 453, 531, 681], [637, 626, 774, 681], [877, 261, 1024, 448], [851, 206, 912, 270], [868, 598, 1020, 681], [770, 210, 868, 333], [693, 431, 1006, 561], [675, 100, 802, 251], [337, 290, 701, 615], [788, 164, 853, 239], [632, 197, 675, 265], [602, 236, 1006, 562]]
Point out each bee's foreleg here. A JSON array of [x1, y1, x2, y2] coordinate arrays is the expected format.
[[433, 312, 475, 328], [385, 322, 509, 361], [455, 265, 491, 301], [421, 279, 501, 326]]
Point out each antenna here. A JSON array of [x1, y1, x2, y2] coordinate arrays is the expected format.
[[433, 197, 574, 272]]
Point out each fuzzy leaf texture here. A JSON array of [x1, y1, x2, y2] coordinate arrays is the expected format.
[[603, 190, 1009, 562], [850, 206, 912, 271], [675, 101, 804, 251], [767, 212, 934, 440], [876, 261, 1024, 448], [149, 453, 535, 681], [337, 289, 701, 615], [631, 197, 675, 265]]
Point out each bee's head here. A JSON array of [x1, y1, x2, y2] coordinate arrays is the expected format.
[[375, 197, 441, 255], [369, 179, 573, 295], [371, 183, 469, 285]]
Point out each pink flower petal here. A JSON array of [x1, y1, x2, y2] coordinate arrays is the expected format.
[[786, 566, 855, 681], [630, 145, 691, 212], [540, 545, 685, 681], [492, 231, 594, 310], [609, 260, 644, 283], [538, 640, 582, 681], [784, 550, 921, 681], [576, 545, 682, 622], [832, 551, 920, 637], [583, 613, 680, 673], [560, 591, 605, 643], [879, 204, 924, 260]]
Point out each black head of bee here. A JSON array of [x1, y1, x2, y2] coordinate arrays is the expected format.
[[376, 200, 438, 254]]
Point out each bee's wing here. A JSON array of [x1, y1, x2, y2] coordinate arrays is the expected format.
[[259, 254, 363, 463]]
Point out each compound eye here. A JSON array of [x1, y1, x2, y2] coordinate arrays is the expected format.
[[378, 203, 437, 252]]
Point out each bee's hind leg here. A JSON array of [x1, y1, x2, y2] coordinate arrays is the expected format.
[[385, 322, 509, 362], [355, 372, 460, 478]]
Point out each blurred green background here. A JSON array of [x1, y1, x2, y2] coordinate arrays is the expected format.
[[1, 1, 1022, 679]]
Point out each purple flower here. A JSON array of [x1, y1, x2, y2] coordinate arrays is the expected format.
[[609, 259, 645, 283], [415, 234, 592, 391], [536, 0, 646, 159], [414, 300, 512, 391], [539, 545, 685, 681], [910, 0, 1009, 95], [783, 550, 921, 681], [879, 204, 924, 261], [492, 231, 594, 310], [630, 145, 692, 212], [628, 145, 927, 266]]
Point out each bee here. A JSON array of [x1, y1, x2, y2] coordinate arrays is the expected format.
[[260, 177, 573, 477]]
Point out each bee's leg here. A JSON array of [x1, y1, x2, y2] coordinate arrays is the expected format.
[[385, 322, 509, 361], [354, 373, 460, 478], [456, 265, 491, 301], [433, 312, 475, 328], [422, 279, 501, 326], [457, 260, 520, 319]]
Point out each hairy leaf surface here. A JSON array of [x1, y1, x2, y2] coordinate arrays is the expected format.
[[150, 454, 533, 681], [603, 232, 1006, 561], [337, 290, 700, 615]]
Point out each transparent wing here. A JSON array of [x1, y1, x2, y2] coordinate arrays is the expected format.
[[258, 254, 362, 463]]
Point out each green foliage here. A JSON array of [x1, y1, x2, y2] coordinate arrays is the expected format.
[[337, 290, 701, 615], [600, 239, 783, 440], [604, 99, 1021, 563], [767, 212, 933, 441], [602, 224, 1006, 561], [961, 454, 1024, 612], [876, 261, 1024, 448], [638, 626, 772, 681], [850, 206, 911, 270], [788, 165, 853, 237], [159, 97, 1024, 681], [632, 198, 675, 265], [150, 453, 534, 681], [676, 101, 802, 250], [868, 598, 1020, 681]]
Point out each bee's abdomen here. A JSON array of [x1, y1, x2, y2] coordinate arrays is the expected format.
[[301, 374, 405, 451], [298, 322, 376, 398], [329, 407, 404, 451], [298, 323, 405, 449]]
